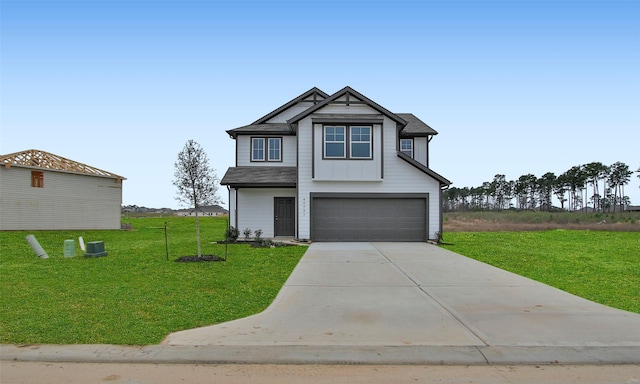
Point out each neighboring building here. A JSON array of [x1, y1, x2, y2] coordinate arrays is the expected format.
[[176, 205, 229, 217], [626, 205, 640, 212], [0, 149, 125, 230], [221, 86, 450, 242]]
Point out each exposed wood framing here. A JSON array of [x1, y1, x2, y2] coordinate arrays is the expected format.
[[0, 149, 125, 180]]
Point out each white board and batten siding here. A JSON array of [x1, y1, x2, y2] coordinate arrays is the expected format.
[[0, 167, 122, 230], [232, 188, 296, 238], [297, 111, 442, 240]]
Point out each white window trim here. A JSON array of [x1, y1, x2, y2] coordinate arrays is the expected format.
[[350, 126, 372, 159], [251, 137, 282, 162], [323, 125, 373, 159], [324, 126, 346, 159], [251, 138, 265, 161], [400, 138, 414, 158], [268, 137, 281, 161]]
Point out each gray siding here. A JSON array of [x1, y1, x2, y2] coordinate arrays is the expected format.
[[0, 167, 122, 230]]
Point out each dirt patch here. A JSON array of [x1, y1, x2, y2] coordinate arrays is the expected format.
[[444, 219, 639, 232], [175, 255, 225, 262]]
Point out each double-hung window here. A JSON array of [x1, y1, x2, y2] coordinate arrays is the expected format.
[[350, 126, 371, 159], [252, 137, 282, 162], [324, 125, 372, 159], [400, 138, 413, 158], [324, 126, 346, 158]]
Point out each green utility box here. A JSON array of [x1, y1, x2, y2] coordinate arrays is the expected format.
[[64, 239, 75, 258], [84, 241, 108, 258]]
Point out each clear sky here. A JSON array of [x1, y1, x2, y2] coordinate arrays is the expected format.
[[2, 0, 639, 209]]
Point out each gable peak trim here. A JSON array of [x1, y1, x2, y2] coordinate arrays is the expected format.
[[287, 86, 407, 127], [251, 87, 329, 125]]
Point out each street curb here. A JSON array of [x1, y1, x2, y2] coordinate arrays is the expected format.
[[2, 344, 640, 365]]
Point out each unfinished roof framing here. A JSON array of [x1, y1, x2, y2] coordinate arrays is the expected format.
[[0, 149, 125, 180]]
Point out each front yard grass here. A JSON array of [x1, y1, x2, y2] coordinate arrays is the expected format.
[[440, 230, 640, 314], [0, 216, 307, 345]]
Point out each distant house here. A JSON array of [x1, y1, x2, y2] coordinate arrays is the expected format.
[[176, 205, 228, 217], [221, 86, 451, 242], [0, 149, 125, 230]]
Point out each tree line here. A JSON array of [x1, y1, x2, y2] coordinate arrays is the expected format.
[[444, 161, 639, 213]]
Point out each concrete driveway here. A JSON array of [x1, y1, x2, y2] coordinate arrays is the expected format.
[[159, 242, 640, 364]]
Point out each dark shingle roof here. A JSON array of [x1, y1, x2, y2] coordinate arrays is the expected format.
[[287, 86, 407, 127], [226, 123, 292, 138], [396, 113, 438, 137], [396, 151, 450, 186], [220, 167, 297, 187], [252, 87, 329, 125]]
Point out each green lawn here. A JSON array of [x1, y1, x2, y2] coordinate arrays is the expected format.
[[2, 219, 638, 345], [0, 216, 307, 345], [440, 230, 640, 313]]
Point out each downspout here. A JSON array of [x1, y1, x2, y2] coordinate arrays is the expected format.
[[439, 183, 450, 243], [226, 185, 231, 232], [225, 185, 231, 260]]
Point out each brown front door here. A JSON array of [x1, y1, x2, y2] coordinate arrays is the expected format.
[[274, 197, 295, 236]]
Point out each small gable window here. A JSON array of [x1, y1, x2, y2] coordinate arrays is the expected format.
[[31, 171, 44, 188], [400, 138, 414, 158], [252, 137, 282, 162]]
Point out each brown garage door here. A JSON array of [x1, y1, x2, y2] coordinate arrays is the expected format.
[[311, 196, 427, 242]]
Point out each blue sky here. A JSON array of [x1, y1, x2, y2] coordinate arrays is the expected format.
[[2, 0, 639, 209]]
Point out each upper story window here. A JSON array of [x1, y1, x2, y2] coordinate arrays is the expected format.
[[324, 126, 346, 158], [324, 125, 372, 159], [31, 171, 44, 188], [251, 137, 282, 162], [400, 138, 414, 158]]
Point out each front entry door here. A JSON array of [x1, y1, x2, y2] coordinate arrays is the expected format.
[[274, 197, 295, 236]]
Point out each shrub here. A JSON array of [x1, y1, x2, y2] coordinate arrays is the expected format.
[[243, 228, 252, 241], [225, 226, 239, 242], [254, 229, 263, 243]]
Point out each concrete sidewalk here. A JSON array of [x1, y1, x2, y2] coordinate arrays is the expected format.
[[3, 242, 640, 365]]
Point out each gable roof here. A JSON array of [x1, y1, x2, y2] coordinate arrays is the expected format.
[[0, 149, 125, 180], [252, 87, 329, 125], [220, 166, 297, 187], [226, 87, 329, 138], [397, 151, 451, 187], [227, 87, 440, 138], [287, 86, 408, 127]]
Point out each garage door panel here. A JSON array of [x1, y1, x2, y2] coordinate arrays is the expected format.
[[312, 197, 427, 242]]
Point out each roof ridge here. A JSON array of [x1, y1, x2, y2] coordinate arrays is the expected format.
[[0, 149, 125, 179]]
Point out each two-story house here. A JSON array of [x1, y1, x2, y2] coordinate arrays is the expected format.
[[221, 86, 450, 242]]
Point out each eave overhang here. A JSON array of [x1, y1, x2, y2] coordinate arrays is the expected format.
[[220, 166, 297, 188], [397, 151, 451, 187]]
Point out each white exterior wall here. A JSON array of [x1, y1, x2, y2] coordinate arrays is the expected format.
[[312, 123, 382, 180], [236, 135, 296, 166], [231, 188, 296, 238], [413, 137, 428, 166], [0, 167, 123, 230], [297, 113, 442, 240]]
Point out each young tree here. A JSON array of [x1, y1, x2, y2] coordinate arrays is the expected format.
[[173, 139, 220, 257]]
